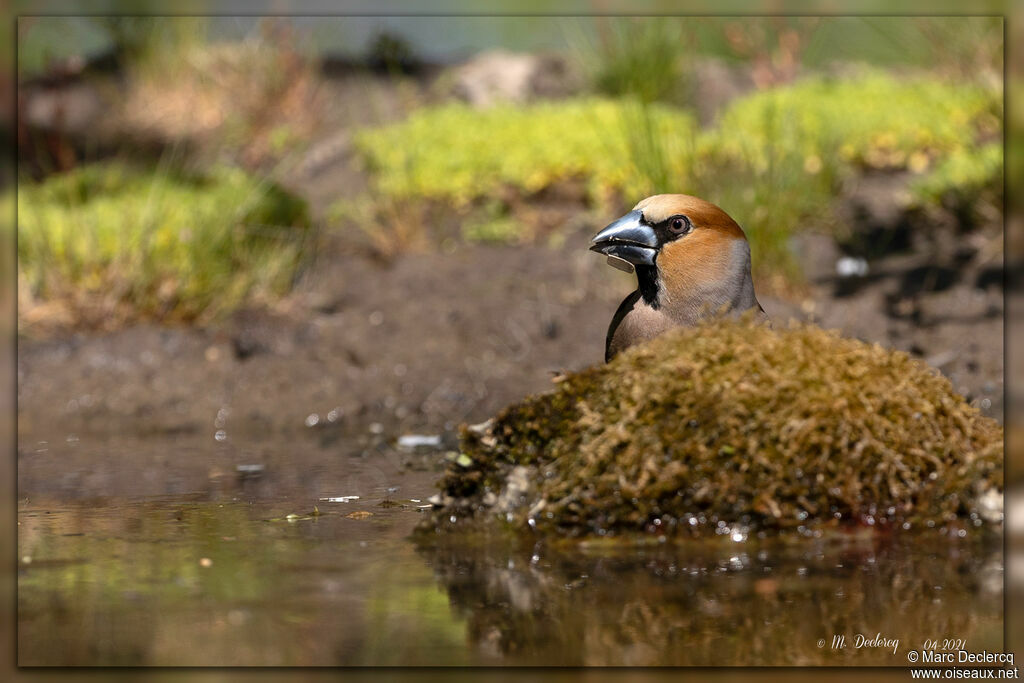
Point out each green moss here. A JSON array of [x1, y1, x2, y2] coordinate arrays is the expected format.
[[353, 72, 997, 211], [429, 318, 1003, 538], [461, 214, 522, 244], [15, 162, 311, 329], [352, 98, 698, 209], [704, 71, 1000, 174], [911, 142, 1002, 206], [695, 73, 1000, 275], [347, 72, 999, 279]]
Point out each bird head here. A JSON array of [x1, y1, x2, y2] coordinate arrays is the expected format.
[[590, 194, 754, 310]]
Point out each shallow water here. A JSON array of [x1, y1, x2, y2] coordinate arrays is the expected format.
[[18, 433, 1004, 666]]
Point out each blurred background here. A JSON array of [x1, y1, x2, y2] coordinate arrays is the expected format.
[[13, 15, 1006, 423], [8, 10, 1020, 673]]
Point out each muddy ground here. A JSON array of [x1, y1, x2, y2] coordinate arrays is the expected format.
[[16, 67, 1005, 501], [16, 207, 1004, 435]]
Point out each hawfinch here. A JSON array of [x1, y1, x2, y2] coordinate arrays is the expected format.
[[591, 194, 765, 361]]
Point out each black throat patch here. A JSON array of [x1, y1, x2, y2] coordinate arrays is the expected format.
[[636, 264, 660, 309]]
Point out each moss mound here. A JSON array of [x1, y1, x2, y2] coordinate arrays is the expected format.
[[428, 319, 1003, 538]]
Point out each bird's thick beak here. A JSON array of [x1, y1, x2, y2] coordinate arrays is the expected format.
[[589, 210, 658, 272]]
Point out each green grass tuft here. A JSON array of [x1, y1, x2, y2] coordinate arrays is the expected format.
[[15, 162, 311, 330], [586, 19, 693, 104]]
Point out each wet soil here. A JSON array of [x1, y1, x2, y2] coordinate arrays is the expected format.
[[17, 213, 1004, 454]]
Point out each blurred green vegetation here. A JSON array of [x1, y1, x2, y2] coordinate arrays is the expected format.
[[17, 16, 1001, 83], [584, 19, 694, 104], [1007, 79, 1024, 220], [15, 162, 310, 329], [697, 72, 1001, 274], [461, 208, 522, 245], [705, 72, 999, 173], [119, 20, 319, 171], [353, 98, 698, 208], [96, 16, 209, 68], [911, 142, 1003, 214], [695, 17, 1001, 76], [14, 16, 1004, 326], [345, 70, 1001, 276]]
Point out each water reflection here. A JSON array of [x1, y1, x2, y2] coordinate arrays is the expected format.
[[18, 494, 1003, 665], [18, 498, 470, 666], [414, 531, 1003, 666]]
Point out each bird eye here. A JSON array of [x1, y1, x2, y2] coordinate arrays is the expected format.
[[669, 216, 690, 234]]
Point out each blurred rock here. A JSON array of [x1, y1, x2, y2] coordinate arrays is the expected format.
[[450, 50, 579, 108], [691, 58, 756, 125], [21, 83, 103, 135]]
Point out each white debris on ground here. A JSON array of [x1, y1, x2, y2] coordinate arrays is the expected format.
[[835, 256, 869, 277], [396, 434, 443, 451]]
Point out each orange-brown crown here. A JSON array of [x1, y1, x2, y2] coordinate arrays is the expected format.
[[633, 194, 747, 241]]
